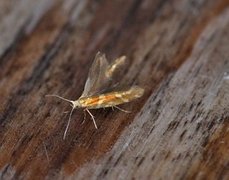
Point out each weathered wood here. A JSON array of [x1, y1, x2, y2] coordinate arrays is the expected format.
[[0, 0, 228, 179]]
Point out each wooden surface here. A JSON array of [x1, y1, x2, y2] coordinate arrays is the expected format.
[[0, 0, 229, 179]]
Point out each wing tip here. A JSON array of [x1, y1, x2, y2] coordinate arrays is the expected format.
[[130, 86, 144, 97]]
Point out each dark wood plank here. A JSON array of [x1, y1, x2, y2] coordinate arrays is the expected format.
[[0, 0, 228, 179]]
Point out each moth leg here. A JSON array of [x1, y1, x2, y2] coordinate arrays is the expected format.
[[111, 106, 115, 111], [113, 106, 131, 113], [85, 108, 98, 129]]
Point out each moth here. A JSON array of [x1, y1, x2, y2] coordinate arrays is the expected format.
[[47, 52, 144, 139]]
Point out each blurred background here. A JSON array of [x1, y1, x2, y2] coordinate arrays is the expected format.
[[0, 0, 228, 179]]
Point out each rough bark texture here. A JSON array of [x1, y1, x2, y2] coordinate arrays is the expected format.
[[0, 0, 229, 179]]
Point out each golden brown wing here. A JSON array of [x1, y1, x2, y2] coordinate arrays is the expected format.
[[79, 86, 144, 109]]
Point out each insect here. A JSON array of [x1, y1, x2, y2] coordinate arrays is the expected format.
[[46, 52, 144, 139]]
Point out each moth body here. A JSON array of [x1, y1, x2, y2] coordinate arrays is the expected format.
[[77, 86, 144, 109]]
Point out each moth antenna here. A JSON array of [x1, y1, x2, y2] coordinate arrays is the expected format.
[[63, 107, 74, 140], [46, 94, 76, 139], [46, 94, 73, 104]]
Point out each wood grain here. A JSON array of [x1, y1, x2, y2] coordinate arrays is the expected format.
[[0, 0, 228, 179]]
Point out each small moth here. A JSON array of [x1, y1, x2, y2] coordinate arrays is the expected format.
[[47, 52, 144, 139]]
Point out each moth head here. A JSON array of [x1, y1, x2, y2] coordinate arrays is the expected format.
[[71, 100, 81, 108]]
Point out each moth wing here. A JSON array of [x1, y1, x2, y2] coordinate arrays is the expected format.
[[102, 55, 127, 93], [81, 52, 127, 97], [105, 55, 126, 79], [81, 52, 109, 97], [107, 86, 144, 105]]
